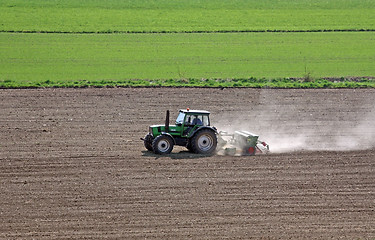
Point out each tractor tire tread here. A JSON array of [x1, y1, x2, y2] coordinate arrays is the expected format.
[[152, 134, 174, 154], [190, 129, 217, 155]]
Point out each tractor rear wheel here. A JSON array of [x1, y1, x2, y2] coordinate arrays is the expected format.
[[186, 140, 194, 153], [143, 133, 154, 151], [191, 129, 217, 154], [152, 135, 174, 154]]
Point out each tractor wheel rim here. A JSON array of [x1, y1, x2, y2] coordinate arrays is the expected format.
[[158, 139, 170, 152], [198, 134, 214, 151]]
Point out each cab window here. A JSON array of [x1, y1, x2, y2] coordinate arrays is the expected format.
[[202, 115, 209, 126], [176, 112, 185, 124], [191, 115, 203, 125], [184, 114, 210, 126]]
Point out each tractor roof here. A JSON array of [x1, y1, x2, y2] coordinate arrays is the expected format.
[[179, 109, 210, 115]]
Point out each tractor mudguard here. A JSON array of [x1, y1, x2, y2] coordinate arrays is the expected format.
[[189, 126, 217, 138], [160, 132, 176, 144]]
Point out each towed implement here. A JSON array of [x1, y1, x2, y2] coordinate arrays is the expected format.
[[217, 130, 269, 156], [141, 109, 269, 155]]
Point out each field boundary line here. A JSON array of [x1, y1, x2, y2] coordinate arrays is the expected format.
[[1, 29, 375, 34]]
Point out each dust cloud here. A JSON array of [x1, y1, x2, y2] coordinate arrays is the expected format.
[[215, 89, 375, 153]]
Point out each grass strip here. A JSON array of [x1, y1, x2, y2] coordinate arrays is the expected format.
[[1, 29, 375, 34], [1, 78, 374, 89]]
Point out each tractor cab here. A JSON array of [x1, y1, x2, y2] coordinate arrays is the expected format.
[[176, 109, 211, 137], [176, 109, 210, 127]]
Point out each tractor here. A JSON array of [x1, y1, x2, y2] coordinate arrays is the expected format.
[[141, 109, 270, 155], [142, 109, 218, 154]]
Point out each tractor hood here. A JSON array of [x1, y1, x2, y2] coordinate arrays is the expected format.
[[149, 124, 179, 136]]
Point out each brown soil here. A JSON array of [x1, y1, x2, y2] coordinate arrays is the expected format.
[[1, 88, 374, 239]]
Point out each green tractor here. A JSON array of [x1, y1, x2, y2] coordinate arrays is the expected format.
[[142, 109, 218, 154]]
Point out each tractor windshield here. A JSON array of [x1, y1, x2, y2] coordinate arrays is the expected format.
[[176, 112, 185, 124]]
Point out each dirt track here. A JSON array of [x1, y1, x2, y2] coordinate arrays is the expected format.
[[1, 88, 374, 239]]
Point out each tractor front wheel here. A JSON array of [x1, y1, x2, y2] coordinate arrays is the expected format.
[[191, 129, 217, 154], [152, 135, 174, 154], [143, 133, 154, 151]]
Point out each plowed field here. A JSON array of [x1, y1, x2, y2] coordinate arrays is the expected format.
[[1, 88, 374, 239]]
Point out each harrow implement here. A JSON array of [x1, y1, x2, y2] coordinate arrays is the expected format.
[[217, 130, 270, 156]]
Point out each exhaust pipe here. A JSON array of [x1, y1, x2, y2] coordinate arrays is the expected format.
[[165, 110, 170, 132]]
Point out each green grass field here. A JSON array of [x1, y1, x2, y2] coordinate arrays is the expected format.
[[0, 0, 374, 88], [1, 32, 374, 83], [1, 0, 374, 32]]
